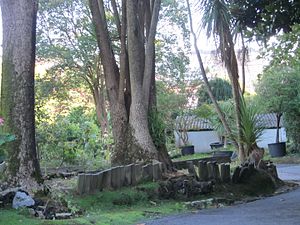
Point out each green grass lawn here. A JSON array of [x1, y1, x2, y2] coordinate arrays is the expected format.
[[0, 183, 187, 225], [173, 152, 212, 161]]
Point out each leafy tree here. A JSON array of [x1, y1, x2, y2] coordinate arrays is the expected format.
[[187, 0, 248, 161], [197, 78, 232, 106], [37, 107, 111, 168], [260, 24, 300, 69], [37, 0, 109, 136], [231, 0, 300, 42], [256, 69, 287, 143], [256, 24, 300, 151], [0, 0, 42, 188]]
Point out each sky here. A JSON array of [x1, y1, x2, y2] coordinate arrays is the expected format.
[[0, 4, 266, 93]]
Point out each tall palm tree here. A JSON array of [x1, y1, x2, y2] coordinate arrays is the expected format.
[[199, 0, 246, 162], [186, 0, 235, 149]]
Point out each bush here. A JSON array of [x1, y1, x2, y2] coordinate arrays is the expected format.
[[36, 107, 113, 167]]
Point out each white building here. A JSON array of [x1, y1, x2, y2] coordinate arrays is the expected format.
[[174, 113, 287, 153]]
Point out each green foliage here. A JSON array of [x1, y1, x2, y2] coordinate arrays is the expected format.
[[260, 24, 300, 68], [37, 107, 112, 167], [0, 117, 15, 159], [197, 78, 232, 106], [238, 99, 264, 153], [231, 0, 300, 42], [256, 23, 300, 150], [148, 110, 167, 150], [208, 98, 264, 153], [156, 0, 191, 86]]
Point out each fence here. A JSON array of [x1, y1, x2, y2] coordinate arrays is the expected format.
[[77, 162, 163, 195]]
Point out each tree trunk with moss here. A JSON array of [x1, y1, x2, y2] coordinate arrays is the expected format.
[[89, 0, 171, 166], [0, 0, 42, 189]]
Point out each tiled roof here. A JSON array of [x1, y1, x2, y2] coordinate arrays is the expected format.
[[175, 113, 283, 131], [256, 113, 284, 128], [175, 116, 213, 131]]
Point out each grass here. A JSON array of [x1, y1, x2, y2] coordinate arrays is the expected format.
[[264, 152, 300, 164], [173, 152, 212, 161], [0, 182, 188, 225]]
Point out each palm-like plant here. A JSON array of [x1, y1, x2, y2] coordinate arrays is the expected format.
[[199, 0, 245, 161], [239, 99, 264, 155]]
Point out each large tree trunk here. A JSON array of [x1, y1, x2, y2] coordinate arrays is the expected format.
[[127, 0, 158, 161], [88, 0, 172, 166], [0, 0, 42, 189], [93, 86, 108, 136]]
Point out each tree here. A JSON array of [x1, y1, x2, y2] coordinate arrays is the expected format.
[[256, 69, 287, 143], [88, 0, 172, 166], [256, 25, 300, 151], [186, 0, 235, 153], [197, 78, 232, 106], [37, 0, 109, 136], [231, 0, 300, 42], [0, 0, 42, 188], [187, 0, 246, 161]]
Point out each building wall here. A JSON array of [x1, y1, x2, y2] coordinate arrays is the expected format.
[[257, 128, 287, 148], [175, 128, 287, 153], [175, 130, 220, 153]]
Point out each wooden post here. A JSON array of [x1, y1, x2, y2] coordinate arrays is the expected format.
[[77, 173, 86, 195], [198, 161, 208, 181], [220, 163, 231, 183]]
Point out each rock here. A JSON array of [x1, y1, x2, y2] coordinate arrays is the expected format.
[[0, 188, 19, 206], [186, 200, 206, 209], [36, 210, 45, 219], [12, 191, 35, 209], [55, 212, 72, 219], [231, 166, 241, 183], [158, 175, 213, 199], [0, 162, 6, 174], [238, 166, 252, 183]]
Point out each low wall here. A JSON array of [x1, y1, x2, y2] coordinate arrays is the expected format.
[[77, 162, 163, 195], [173, 156, 231, 170]]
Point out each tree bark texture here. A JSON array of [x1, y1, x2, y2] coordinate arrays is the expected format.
[[89, 0, 171, 166], [0, 0, 42, 188]]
